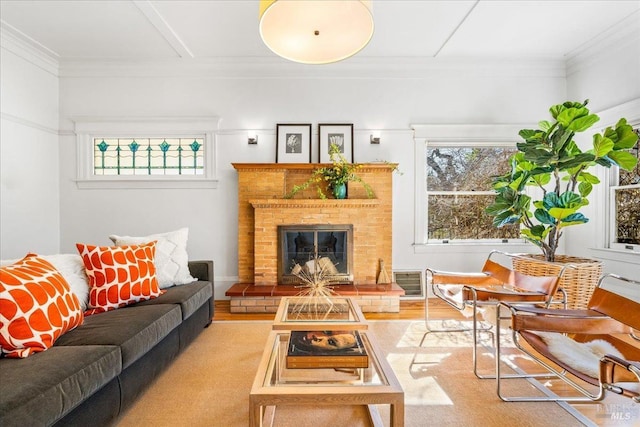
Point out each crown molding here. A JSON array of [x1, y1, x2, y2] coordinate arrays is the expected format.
[[1, 16, 566, 80], [566, 11, 640, 76], [58, 56, 565, 79], [595, 98, 640, 128], [0, 21, 59, 76]]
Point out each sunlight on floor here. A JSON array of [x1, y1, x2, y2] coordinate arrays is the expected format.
[[384, 320, 640, 426], [386, 353, 454, 406]]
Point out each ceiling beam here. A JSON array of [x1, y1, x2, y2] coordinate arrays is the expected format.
[[433, 0, 479, 58], [133, 0, 194, 59]]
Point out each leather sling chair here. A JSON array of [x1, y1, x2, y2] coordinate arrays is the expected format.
[[421, 250, 566, 378], [495, 273, 640, 402], [600, 355, 640, 403]]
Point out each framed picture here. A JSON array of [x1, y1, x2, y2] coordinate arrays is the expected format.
[[319, 123, 354, 163], [276, 124, 312, 163]]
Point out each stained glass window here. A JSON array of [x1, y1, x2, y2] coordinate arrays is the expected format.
[[93, 138, 204, 176]]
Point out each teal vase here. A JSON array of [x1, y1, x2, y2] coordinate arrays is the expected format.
[[332, 182, 347, 199]]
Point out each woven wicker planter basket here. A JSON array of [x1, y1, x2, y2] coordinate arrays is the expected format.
[[512, 254, 603, 310]]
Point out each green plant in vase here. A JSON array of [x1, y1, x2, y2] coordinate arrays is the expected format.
[[486, 100, 638, 262], [285, 143, 375, 199]]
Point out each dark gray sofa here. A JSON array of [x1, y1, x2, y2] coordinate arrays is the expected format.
[[0, 260, 214, 427]]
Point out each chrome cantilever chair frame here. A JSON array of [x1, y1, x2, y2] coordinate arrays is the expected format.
[[466, 285, 568, 380], [495, 273, 640, 402], [421, 250, 567, 379]]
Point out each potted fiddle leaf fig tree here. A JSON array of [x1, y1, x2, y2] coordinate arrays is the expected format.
[[487, 99, 638, 263]]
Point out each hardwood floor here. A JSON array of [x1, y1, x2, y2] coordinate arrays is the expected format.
[[213, 298, 636, 426]]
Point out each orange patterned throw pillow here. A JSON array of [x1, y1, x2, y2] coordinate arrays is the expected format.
[[76, 241, 161, 315], [0, 254, 84, 358]]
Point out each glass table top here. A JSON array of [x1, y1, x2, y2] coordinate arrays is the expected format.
[[272, 296, 367, 330]]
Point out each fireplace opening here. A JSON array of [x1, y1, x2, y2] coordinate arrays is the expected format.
[[278, 224, 353, 284]]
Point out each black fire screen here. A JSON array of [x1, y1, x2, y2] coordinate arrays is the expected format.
[[278, 224, 353, 284]]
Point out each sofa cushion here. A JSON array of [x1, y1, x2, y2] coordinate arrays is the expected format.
[[55, 304, 181, 369], [109, 228, 197, 288], [76, 242, 162, 315], [133, 280, 212, 320], [0, 254, 84, 358], [2, 254, 91, 311], [0, 345, 121, 427]]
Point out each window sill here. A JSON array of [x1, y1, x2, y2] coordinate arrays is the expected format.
[[588, 248, 640, 264], [75, 178, 218, 190], [413, 241, 534, 254]]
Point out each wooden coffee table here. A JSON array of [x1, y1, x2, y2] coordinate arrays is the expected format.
[[249, 330, 404, 427]]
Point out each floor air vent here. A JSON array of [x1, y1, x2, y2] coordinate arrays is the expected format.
[[393, 270, 424, 299]]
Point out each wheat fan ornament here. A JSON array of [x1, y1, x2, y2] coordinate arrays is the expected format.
[[377, 259, 390, 284]]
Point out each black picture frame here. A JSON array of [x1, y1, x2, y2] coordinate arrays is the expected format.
[[318, 123, 354, 163], [276, 124, 312, 163]]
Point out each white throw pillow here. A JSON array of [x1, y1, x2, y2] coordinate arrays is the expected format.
[[109, 228, 196, 289], [1, 254, 90, 310]]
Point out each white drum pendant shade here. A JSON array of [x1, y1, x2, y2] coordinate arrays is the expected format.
[[259, 0, 374, 64]]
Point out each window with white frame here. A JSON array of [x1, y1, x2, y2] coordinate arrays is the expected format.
[[426, 143, 520, 242], [609, 126, 639, 251], [93, 137, 204, 176], [74, 117, 218, 189], [412, 124, 527, 247]]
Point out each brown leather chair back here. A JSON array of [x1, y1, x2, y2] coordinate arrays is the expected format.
[[512, 270, 560, 297], [483, 258, 559, 299], [482, 259, 513, 284], [588, 287, 640, 330]]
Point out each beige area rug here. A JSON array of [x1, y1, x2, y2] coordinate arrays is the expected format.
[[114, 320, 587, 427]]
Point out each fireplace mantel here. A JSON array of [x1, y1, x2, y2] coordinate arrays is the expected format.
[[249, 199, 381, 209]]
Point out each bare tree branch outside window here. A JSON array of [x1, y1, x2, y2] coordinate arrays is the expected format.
[[613, 129, 639, 245], [426, 146, 520, 240]]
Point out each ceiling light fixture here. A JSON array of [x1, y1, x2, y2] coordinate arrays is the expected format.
[[259, 0, 374, 65]]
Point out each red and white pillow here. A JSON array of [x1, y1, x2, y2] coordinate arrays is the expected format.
[[0, 254, 84, 358], [1, 254, 90, 310], [76, 241, 162, 315]]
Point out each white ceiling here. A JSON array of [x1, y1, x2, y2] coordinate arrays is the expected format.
[[0, 0, 638, 64]]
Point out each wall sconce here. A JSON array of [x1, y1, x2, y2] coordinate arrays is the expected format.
[[248, 132, 258, 145], [370, 132, 381, 144]]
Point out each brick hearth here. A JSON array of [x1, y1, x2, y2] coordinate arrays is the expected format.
[[225, 283, 404, 313], [228, 163, 402, 312]]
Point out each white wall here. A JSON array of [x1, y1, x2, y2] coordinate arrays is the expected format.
[[0, 34, 60, 258], [56, 63, 565, 298], [564, 17, 640, 285], [566, 14, 640, 113], [3, 25, 637, 299]]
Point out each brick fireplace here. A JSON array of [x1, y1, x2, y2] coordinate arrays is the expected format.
[[226, 163, 403, 312]]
